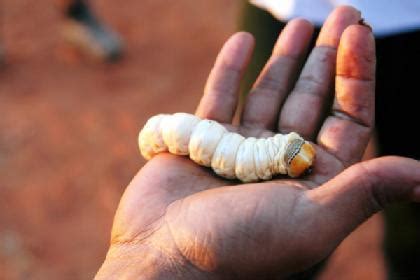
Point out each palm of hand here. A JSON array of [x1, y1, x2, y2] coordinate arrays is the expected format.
[[105, 7, 379, 279], [118, 150, 341, 276]]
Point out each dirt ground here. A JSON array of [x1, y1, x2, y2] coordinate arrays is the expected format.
[[0, 1, 385, 279]]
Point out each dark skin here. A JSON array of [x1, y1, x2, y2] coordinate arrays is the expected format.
[[96, 6, 420, 279]]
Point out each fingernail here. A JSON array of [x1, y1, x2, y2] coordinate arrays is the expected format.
[[413, 186, 420, 203], [358, 18, 373, 32]]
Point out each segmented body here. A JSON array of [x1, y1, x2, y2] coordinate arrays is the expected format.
[[138, 113, 315, 182]]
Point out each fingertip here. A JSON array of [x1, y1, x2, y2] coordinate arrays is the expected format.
[[334, 5, 362, 18], [341, 24, 375, 49], [232, 31, 255, 44], [360, 156, 420, 200], [217, 32, 255, 69], [273, 18, 314, 57], [364, 156, 420, 181], [227, 32, 256, 52], [317, 5, 362, 47], [287, 18, 315, 31], [337, 24, 376, 80]]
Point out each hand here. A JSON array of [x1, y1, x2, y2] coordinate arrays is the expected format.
[[96, 6, 420, 279]]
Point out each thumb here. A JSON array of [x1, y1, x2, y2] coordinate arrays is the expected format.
[[308, 156, 420, 241]]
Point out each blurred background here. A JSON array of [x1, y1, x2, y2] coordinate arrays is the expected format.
[[0, 0, 413, 279]]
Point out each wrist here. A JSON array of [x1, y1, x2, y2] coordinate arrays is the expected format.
[[95, 242, 212, 280]]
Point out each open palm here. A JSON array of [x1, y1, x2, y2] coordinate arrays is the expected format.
[[96, 7, 420, 280]]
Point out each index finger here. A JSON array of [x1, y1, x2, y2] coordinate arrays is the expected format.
[[196, 32, 255, 123], [317, 24, 376, 166]]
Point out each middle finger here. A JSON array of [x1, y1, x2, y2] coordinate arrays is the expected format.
[[278, 6, 361, 140], [241, 19, 314, 130]]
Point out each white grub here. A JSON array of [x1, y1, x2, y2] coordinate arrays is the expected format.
[[139, 113, 315, 182]]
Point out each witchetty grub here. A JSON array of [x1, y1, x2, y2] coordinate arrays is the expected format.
[[138, 113, 316, 182]]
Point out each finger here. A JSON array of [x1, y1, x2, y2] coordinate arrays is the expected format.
[[196, 32, 255, 123], [279, 6, 361, 140], [317, 25, 375, 166], [307, 157, 420, 249], [241, 19, 314, 130]]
